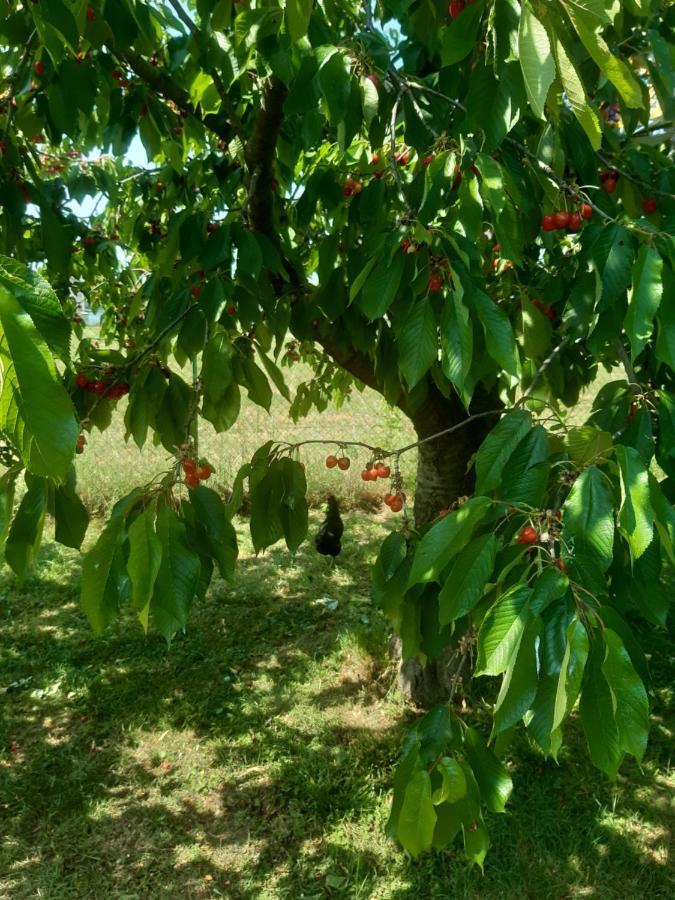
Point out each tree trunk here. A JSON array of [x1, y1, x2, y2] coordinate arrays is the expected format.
[[396, 385, 499, 708]]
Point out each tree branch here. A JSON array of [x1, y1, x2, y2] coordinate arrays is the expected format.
[[244, 76, 287, 237]]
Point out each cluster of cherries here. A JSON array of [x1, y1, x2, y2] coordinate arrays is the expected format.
[[541, 204, 592, 233], [325, 454, 351, 471], [181, 458, 213, 489], [343, 177, 363, 197], [75, 373, 130, 400], [325, 454, 404, 512]]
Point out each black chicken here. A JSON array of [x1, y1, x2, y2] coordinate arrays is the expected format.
[[315, 494, 344, 558]]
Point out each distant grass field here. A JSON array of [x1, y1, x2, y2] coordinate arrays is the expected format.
[[1, 516, 673, 899], [75, 355, 418, 515]]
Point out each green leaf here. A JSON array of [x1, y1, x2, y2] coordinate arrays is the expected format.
[[433, 757, 467, 805], [440, 292, 473, 407], [602, 629, 649, 763], [127, 506, 162, 630], [615, 445, 653, 560], [655, 282, 675, 370], [397, 770, 437, 858], [189, 485, 238, 580], [564, 4, 643, 108], [549, 23, 602, 149], [5, 476, 48, 577], [463, 818, 491, 871], [563, 466, 614, 571], [397, 301, 437, 389], [565, 426, 613, 467], [551, 617, 589, 734], [358, 252, 404, 320], [649, 473, 675, 566], [151, 503, 201, 644], [0, 267, 78, 481], [250, 464, 285, 553], [624, 246, 663, 361], [0, 471, 17, 552], [476, 584, 531, 677], [53, 467, 89, 550], [492, 617, 540, 735], [319, 51, 351, 126], [408, 497, 491, 587], [471, 289, 519, 376], [475, 410, 532, 494], [278, 458, 308, 553], [518, 2, 555, 119], [438, 534, 497, 625], [39, 0, 79, 49], [81, 517, 127, 634], [580, 639, 622, 778], [463, 727, 513, 813], [529, 568, 569, 617]]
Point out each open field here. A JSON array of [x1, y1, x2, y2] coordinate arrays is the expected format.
[[1, 512, 673, 900]]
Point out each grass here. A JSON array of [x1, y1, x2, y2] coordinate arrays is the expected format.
[[1, 513, 673, 899]]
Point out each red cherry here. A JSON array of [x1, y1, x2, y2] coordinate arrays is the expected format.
[[567, 213, 581, 232], [448, 0, 465, 19], [371, 153, 381, 165], [90, 380, 106, 394], [580, 203, 593, 220], [226, 304, 237, 315], [643, 198, 657, 214], [367, 74, 380, 89], [603, 178, 617, 194], [191, 285, 202, 299], [0, 140, 7, 155], [86, 6, 95, 21], [112, 69, 122, 80], [384, 493, 394, 506], [544, 305, 555, 321], [75, 374, 89, 388], [206, 222, 219, 234], [451, 163, 462, 191], [373, 170, 383, 180], [423, 154, 435, 168], [33, 133, 43, 144], [352, 181, 363, 194], [389, 495, 403, 512], [196, 464, 212, 480], [428, 273, 443, 293], [375, 463, 390, 478], [182, 459, 197, 476], [76, 434, 87, 451], [337, 457, 351, 471], [360, 469, 370, 481], [438, 508, 449, 518], [343, 185, 353, 197], [553, 211, 570, 229], [34, 60, 45, 76], [553, 559, 567, 573], [185, 471, 200, 489], [400, 238, 411, 253], [517, 525, 539, 545], [118, 78, 128, 88], [326, 455, 338, 469], [541, 215, 555, 232]]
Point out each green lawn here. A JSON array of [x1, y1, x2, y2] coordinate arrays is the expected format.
[[1, 513, 673, 899]]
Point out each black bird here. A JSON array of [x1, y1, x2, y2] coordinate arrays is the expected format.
[[315, 494, 344, 558]]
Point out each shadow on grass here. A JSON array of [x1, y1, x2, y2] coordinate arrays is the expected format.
[[1, 516, 673, 899]]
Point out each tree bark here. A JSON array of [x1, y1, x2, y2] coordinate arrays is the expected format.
[[396, 384, 500, 708]]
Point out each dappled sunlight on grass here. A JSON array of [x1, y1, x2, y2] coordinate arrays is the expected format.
[[1, 509, 673, 899]]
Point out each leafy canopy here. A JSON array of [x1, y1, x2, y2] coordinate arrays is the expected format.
[[0, 0, 674, 866]]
